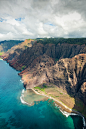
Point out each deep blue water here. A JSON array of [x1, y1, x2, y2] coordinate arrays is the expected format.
[[0, 60, 83, 129]]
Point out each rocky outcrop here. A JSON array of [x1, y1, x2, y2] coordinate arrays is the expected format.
[[2, 39, 35, 65], [2, 40, 86, 105], [3, 41, 86, 65]]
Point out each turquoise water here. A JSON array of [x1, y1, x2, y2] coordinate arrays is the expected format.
[[0, 60, 83, 129]]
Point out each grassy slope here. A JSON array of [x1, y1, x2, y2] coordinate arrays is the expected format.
[[34, 83, 86, 117], [0, 52, 4, 59], [0, 52, 4, 55]]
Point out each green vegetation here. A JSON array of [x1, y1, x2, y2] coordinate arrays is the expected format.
[[55, 58, 59, 62], [0, 52, 4, 59], [34, 83, 48, 92], [21, 65, 26, 70], [34, 86, 45, 92], [0, 40, 24, 52], [60, 92, 63, 95], [51, 95, 55, 98], [76, 99, 84, 107], [43, 83, 47, 88], [56, 96, 59, 97], [27, 39, 31, 40], [41, 88, 45, 92], [0, 52, 4, 56], [24, 45, 28, 49], [34, 86, 41, 90], [36, 37, 86, 45], [73, 98, 86, 117]]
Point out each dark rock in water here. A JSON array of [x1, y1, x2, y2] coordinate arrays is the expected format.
[[23, 82, 27, 89]]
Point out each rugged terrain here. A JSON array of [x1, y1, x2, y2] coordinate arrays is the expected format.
[[0, 40, 24, 52], [2, 38, 86, 117]]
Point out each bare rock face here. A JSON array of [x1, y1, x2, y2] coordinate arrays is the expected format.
[[2, 40, 86, 105], [3, 41, 86, 67], [60, 54, 86, 105], [17, 53, 86, 105], [2, 39, 34, 64], [18, 54, 86, 105], [19, 54, 54, 89]]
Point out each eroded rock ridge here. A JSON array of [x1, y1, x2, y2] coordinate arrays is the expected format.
[[2, 39, 86, 106]]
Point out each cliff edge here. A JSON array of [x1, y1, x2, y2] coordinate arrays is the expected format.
[[2, 39, 86, 117]]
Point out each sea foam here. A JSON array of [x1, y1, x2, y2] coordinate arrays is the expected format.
[[22, 89, 25, 93], [20, 89, 28, 105], [55, 103, 86, 128], [20, 89, 32, 106], [60, 108, 86, 128], [60, 109, 77, 117], [20, 79, 24, 83], [20, 96, 28, 105]]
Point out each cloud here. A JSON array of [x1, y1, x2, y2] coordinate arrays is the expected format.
[[0, 0, 86, 41]]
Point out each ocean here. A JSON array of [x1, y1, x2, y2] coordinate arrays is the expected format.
[[0, 59, 84, 129]]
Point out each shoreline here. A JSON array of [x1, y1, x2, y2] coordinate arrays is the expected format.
[[32, 88, 86, 128], [0, 58, 3, 60], [1, 59, 86, 128], [32, 88, 72, 112]]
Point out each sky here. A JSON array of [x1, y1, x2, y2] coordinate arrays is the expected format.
[[0, 0, 86, 41]]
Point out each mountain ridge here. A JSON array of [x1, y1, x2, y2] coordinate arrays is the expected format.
[[0, 40, 24, 52], [1, 38, 86, 118]]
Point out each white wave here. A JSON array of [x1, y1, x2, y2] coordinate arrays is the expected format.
[[20, 96, 28, 105], [20, 89, 28, 105], [60, 109, 86, 128], [20, 95, 33, 106], [60, 109, 70, 117], [55, 103, 61, 109], [60, 109, 77, 117], [20, 88, 28, 105], [22, 89, 25, 94], [20, 79, 24, 83], [83, 117, 86, 127], [20, 89, 33, 106]]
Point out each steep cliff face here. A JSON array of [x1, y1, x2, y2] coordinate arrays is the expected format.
[[2, 40, 86, 105], [16, 53, 86, 105], [57, 54, 86, 105], [3, 41, 86, 64], [2, 39, 35, 63]]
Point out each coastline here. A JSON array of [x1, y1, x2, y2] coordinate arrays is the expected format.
[[0, 58, 3, 60], [31, 88, 86, 128], [1, 59, 86, 128], [0, 59, 86, 129], [32, 88, 72, 112]]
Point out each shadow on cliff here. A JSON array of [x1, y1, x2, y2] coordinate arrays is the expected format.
[[70, 97, 86, 129], [65, 80, 86, 128]]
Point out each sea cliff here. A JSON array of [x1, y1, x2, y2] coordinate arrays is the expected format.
[[2, 38, 86, 121]]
